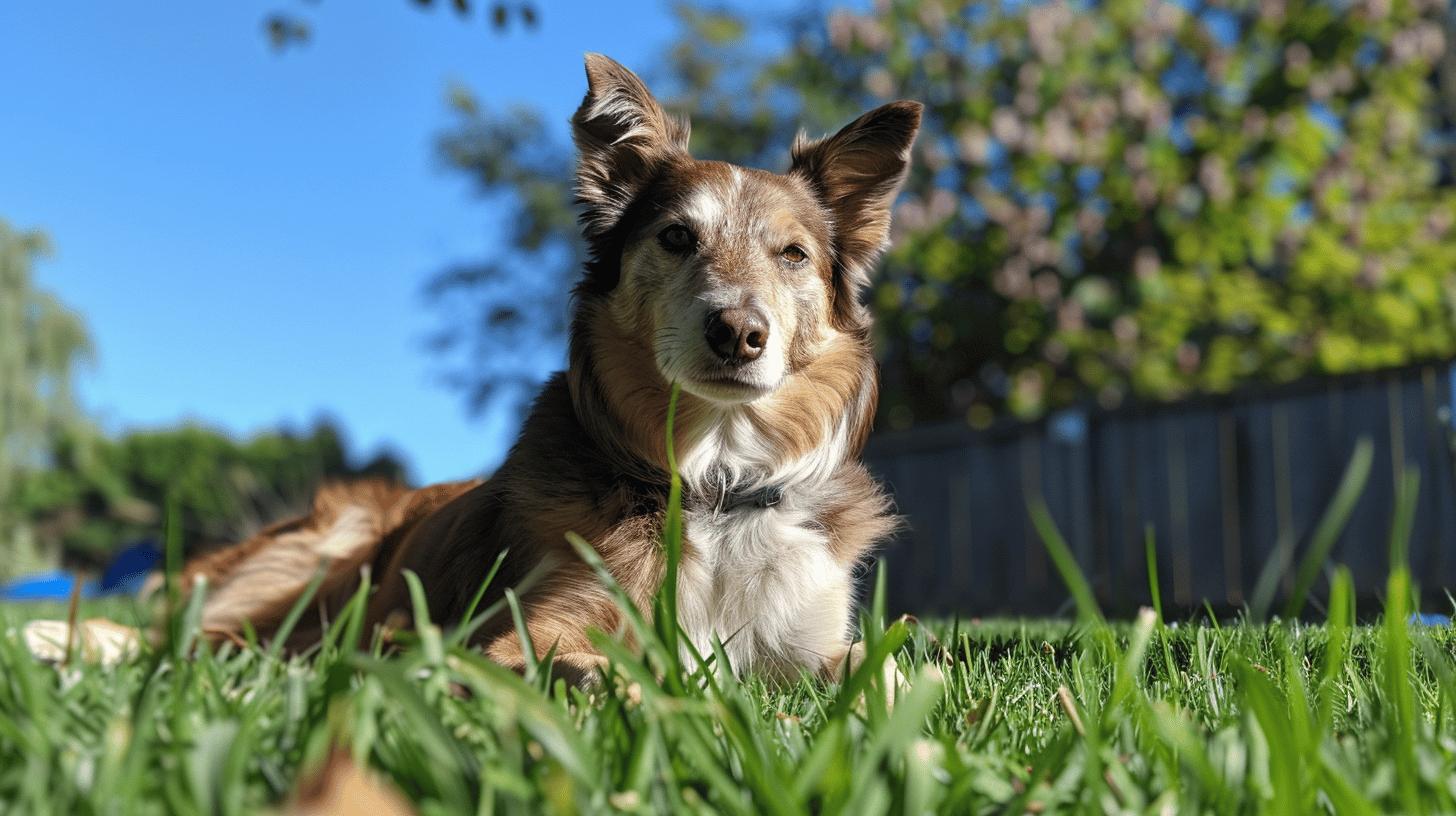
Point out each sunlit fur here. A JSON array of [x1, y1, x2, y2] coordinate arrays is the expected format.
[[178, 54, 920, 684]]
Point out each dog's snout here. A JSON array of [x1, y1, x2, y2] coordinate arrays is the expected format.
[[704, 306, 769, 364]]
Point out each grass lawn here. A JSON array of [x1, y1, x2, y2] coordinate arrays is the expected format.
[[1, 429, 1449, 813], [2, 560, 1455, 814]]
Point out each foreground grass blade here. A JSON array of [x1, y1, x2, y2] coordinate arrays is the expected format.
[[1282, 438, 1373, 619], [1027, 497, 1102, 624], [1316, 565, 1354, 731], [1384, 467, 1422, 814], [1144, 529, 1180, 688], [656, 382, 685, 668]]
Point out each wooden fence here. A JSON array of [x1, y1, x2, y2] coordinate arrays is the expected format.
[[863, 362, 1456, 617]]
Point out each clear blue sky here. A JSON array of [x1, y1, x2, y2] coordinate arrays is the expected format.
[[0, 0, 800, 484]]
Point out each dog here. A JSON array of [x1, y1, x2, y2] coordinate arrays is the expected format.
[[178, 54, 921, 686]]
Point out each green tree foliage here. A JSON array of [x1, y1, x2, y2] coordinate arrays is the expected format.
[[431, 1, 1456, 431], [427, 91, 579, 417], [15, 420, 407, 568], [0, 221, 93, 576], [786, 0, 1456, 428], [263, 0, 537, 51]]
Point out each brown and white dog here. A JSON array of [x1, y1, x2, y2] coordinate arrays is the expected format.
[[179, 54, 921, 685]]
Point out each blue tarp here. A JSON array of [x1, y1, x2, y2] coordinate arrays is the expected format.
[[0, 541, 160, 602]]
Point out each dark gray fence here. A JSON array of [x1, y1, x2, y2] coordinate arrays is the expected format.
[[864, 362, 1456, 617]]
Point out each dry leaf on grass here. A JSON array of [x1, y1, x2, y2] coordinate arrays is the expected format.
[[286, 751, 417, 816]]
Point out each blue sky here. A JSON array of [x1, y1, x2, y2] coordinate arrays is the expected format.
[[0, 1, 801, 484]]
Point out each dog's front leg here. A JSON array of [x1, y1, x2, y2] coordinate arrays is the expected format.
[[482, 630, 614, 687], [477, 573, 624, 689]]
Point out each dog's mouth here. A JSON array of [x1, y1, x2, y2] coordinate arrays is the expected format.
[[651, 324, 784, 405], [680, 370, 776, 404]]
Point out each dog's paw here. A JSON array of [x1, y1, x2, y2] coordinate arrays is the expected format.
[[831, 641, 908, 711], [22, 618, 142, 667]]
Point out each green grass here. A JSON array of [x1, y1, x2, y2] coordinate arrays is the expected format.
[[8, 589, 1456, 815], [3, 417, 1455, 813], [6, 572, 1456, 813]]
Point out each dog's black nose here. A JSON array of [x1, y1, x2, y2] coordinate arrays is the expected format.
[[705, 306, 769, 364]]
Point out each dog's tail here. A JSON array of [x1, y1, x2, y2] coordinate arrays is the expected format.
[[169, 478, 479, 648], [179, 479, 405, 645]]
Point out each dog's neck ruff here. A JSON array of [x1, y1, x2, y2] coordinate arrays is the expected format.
[[696, 471, 784, 515], [619, 465, 788, 516]]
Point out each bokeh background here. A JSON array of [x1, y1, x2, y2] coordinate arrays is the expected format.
[[4, 0, 1456, 613]]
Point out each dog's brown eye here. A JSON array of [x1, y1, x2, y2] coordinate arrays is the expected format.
[[781, 245, 808, 264], [658, 225, 695, 252]]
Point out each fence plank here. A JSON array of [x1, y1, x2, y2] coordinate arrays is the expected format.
[[866, 363, 1456, 615], [1425, 368, 1456, 588]]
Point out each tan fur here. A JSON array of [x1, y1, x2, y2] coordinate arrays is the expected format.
[[179, 55, 919, 683]]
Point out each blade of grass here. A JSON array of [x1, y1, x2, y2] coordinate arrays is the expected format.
[[1027, 497, 1102, 624], [402, 570, 445, 667], [1145, 529, 1180, 688], [332, 564, 372, 655], [1249, 531, 1294, 623], [1384, 466, 1422, 814], [263, 562, 329, 664], [446, 549, 510, 648], [1282, 438, 1373, 619], [654, 381, 685, 687], [162, 494, 184, 655], [504, 588, 539, 679], [1238, 658, 1307, 814], [1316, 565, 1353, 730]]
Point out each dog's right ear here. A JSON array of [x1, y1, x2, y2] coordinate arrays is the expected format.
[[790, 101, 922, 330], [572, 53, 691, 239]]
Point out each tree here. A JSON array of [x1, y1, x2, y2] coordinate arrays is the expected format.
[[426, 92, 579, 424], [16, 420, 408, 567], [430, 0, 1456, 433], [784, 0, 1456, 428], [263, 0, 538, 51], [0, 221, 94, 576]]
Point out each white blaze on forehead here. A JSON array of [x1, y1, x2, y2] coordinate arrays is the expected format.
[[680, 168, 747, 238], [681, 185, 727, 229]]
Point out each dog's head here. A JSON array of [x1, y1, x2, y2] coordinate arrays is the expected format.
[[571, 54, 921, 407]]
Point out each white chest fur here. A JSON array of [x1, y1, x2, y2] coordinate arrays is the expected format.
[[669, 405, 859, 677], [675, 501, 853, 678]]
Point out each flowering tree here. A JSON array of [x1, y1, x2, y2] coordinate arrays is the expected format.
[[787, 0, 1456, 427]]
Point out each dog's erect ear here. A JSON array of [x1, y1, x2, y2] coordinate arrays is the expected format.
[[790, 101, 922, 328], [572, 53, 691, 239]]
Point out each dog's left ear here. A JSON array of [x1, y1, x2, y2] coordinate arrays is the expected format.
[[790, 101, 922, 328], [572, 53, 692, 239]]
